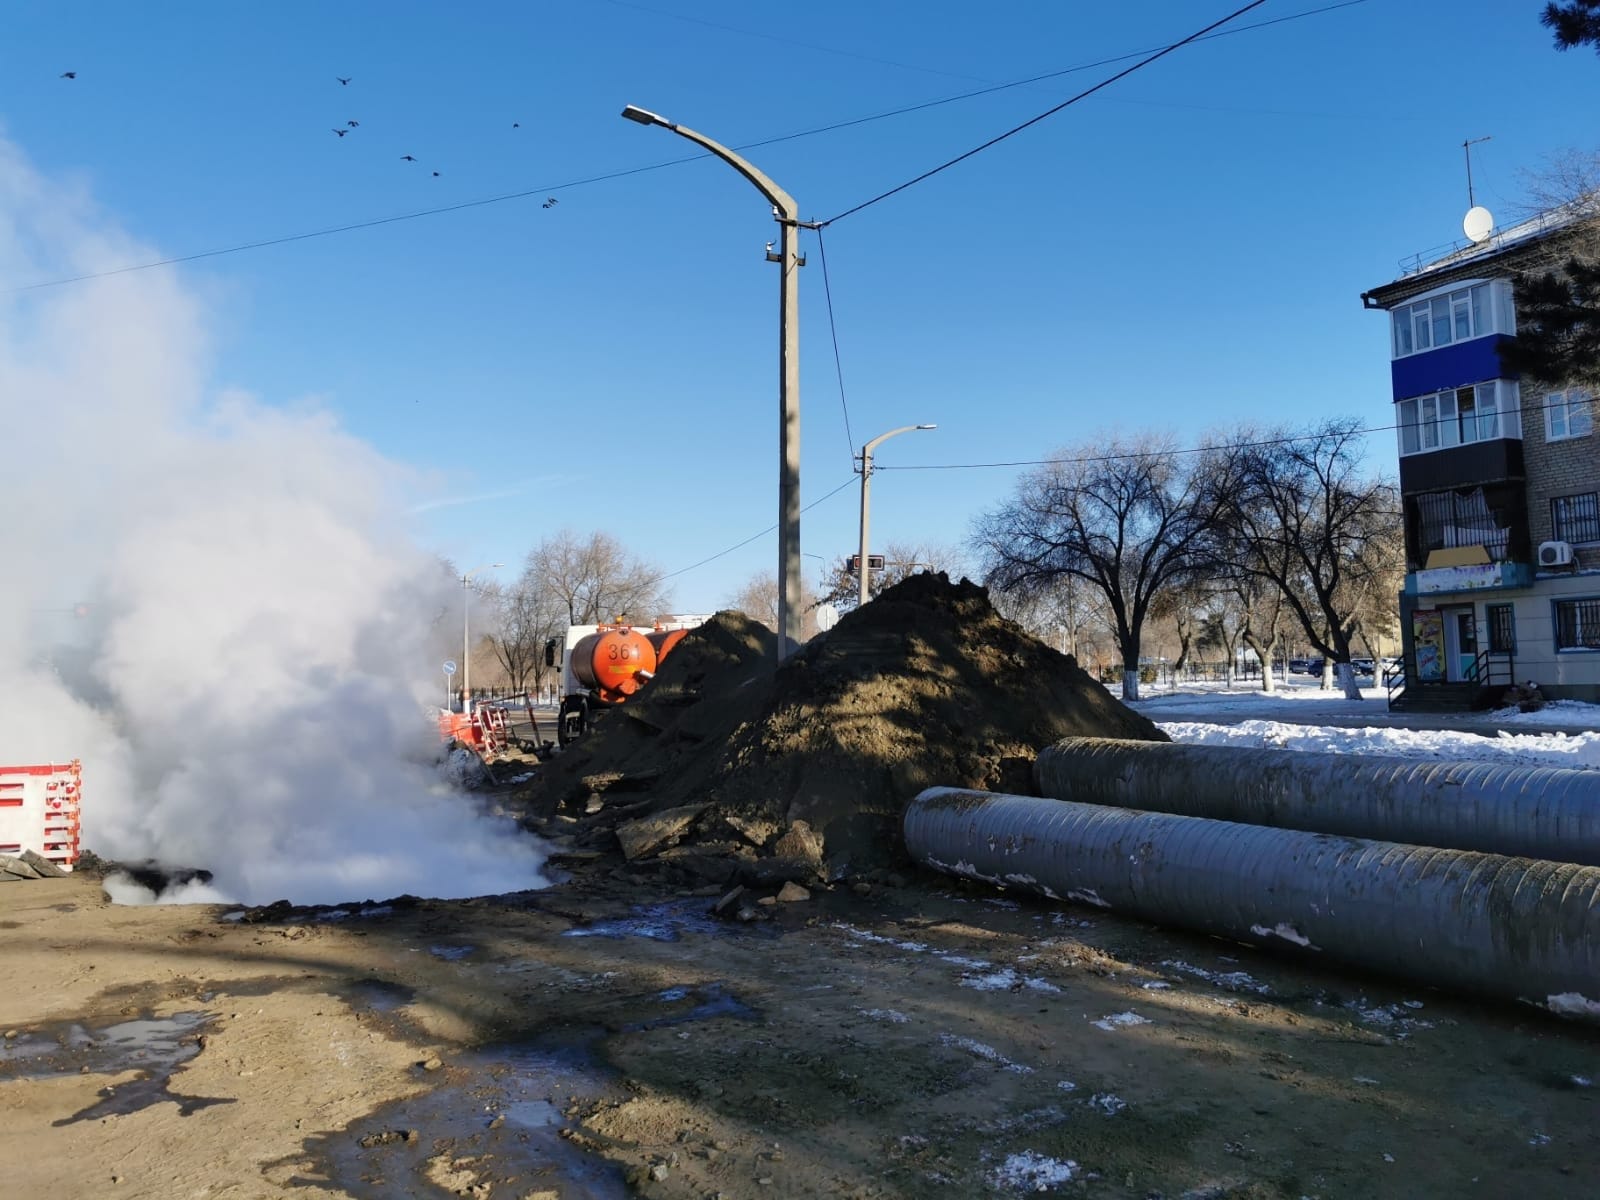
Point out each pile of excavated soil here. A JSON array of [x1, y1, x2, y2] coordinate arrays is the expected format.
[[532, 573, 1165, 886]]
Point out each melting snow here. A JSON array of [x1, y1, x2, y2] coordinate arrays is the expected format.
[[991, 1151, 1077, 1191], [1092, 1011, 1151, 1031], [939, 1034, 1033, 1074]]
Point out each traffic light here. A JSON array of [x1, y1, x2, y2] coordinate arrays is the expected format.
[[848, 555, 885, 573]]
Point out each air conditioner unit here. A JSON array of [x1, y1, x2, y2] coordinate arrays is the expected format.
[[1538, 540, 1574, 567]]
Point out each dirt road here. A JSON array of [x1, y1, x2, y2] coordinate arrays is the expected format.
[[3, 853, 1598, 1200]]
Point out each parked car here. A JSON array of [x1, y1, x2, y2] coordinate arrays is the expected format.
[[1288, 657, 1324, 675], [1351, 657, 1376, 677]]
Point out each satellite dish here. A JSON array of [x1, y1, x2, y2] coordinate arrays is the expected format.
[[1463, 205, 1494, 243]]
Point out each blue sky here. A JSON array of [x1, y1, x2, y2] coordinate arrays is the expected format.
[[4, 0, 1597, 611]]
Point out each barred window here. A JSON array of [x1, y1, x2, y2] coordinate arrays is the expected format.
[[1554, 598, 1600, 651], [1486, 604, 1516, 654], [1551, 493, 1600, 544], [1412, 486, 1511, 560]]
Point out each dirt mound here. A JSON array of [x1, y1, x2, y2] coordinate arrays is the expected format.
[[533, 574, 1164, 885]]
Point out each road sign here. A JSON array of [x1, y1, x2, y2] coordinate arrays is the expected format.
[[815, 602, 839, 632], [443, 660, 458, 676]]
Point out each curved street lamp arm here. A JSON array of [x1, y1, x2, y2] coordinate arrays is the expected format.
[[622, 106, 798, 219]]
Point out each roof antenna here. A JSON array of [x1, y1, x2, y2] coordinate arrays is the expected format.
[[1462, 135, 1494, 244]]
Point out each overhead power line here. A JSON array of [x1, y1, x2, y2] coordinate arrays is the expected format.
[[809, 226, 856, 465], [653, 475, 858, 585], [6, 1, 1371, 294], [817, 0, 1272, 227]]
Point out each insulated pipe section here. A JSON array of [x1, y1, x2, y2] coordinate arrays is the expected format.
[[904, 787, 1600, 1020], [1035, 738, 1600, 866]]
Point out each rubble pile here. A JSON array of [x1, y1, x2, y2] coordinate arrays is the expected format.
[[531, 573, 1165, 887]]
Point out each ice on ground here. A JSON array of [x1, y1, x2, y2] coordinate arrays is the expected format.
[[938, 1034, 1033, 1074], [991, 1151, 1077, 1191], [1092, 1011, 1152, 1031]]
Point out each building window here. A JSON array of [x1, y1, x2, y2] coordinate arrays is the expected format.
[[1411, 485, 1513, 561], [1396, 380, 1521, 456], [1551, 492, 1600, 544], [1545, 389, 1593, 441], [1486, 603, 1516, 653], [1392, 282, 1498, 358], [1554, 597, 1600, 651]]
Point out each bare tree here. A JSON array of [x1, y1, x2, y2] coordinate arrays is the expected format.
[[814, 540, 968, 612], [530, 530, 669, 627], [1214, 420, 1403, 700], [974, 434, 1238, 701], [1232, 572, 1289, 694], [726, 571, 822, 641], [482, 575, 567, 699]]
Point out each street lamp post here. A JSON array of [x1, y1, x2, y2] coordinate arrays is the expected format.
[[857, 425, 936, 608], [621, 104, 805, 661], [460, 562, 502, 713]]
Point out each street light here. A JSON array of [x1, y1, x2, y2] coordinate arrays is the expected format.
[[857, 425, 936, 608], [621, 103, 805, 661], [461, 562, 502, 713]]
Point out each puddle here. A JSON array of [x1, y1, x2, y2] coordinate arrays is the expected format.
[[0, 1011, 232, 1125], [291, 1032, 630, 1200], [623, 983, 757, 1032], [561, 899, 726, 942], [342, 978, 417, 1013], [427, 945, 474, 961]]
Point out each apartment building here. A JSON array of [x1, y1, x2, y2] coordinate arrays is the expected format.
[[1361, 203, 1599, 705]]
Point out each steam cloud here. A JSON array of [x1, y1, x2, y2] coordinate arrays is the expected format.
[[0, 138, 546, 905]]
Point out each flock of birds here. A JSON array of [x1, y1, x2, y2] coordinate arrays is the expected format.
[[58, 70, 561, 208]]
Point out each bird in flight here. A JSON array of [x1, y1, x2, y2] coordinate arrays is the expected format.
[[400, 154, 417, 162], [542, 197, 558, 209], [336, 76, 351, 85], [60, 71, 76, 79], [512, 122, 520, 128], [347, 120, 359, 128], [332, 128, 348, 137], [432, 170, 441, 177]]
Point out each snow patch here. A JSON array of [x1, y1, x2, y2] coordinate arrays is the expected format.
[[991, 1151, 1077, 1191], [1092, 1011, 1151, 1031], [1546, 992, 1600, 1017], [939, 1033, 1033, 1074], [1250, 922, 1316, 949]]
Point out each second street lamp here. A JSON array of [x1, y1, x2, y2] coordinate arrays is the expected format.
[[460, 562, 502, 713], [621, 104, 804, 660], [857, 425, 936, 608]]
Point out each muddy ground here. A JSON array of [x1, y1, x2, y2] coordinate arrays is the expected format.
[[3, 824, 1598, 1200]]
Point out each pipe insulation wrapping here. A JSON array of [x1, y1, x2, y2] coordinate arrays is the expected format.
[[1035, 738, 1600, 866], [903, 787, 1600, 1019]]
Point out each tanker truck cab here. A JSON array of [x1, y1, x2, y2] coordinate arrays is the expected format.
[[546, 616, 710, 746]]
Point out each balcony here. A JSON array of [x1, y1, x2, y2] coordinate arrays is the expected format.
[[1399, 438, 1523, 494]]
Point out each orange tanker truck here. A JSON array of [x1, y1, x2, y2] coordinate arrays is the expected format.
[[545, 617, 709, 745]]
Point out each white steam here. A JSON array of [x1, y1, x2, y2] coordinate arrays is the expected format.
[[0, 138, 546, 905]]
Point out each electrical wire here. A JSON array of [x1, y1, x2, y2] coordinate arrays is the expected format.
[[873, 395, 1592, 471], [810, 226, 856, 465], [651, 475, 858, 584], [817, 0, 1271, 228], [5, 1, 1372, 294]]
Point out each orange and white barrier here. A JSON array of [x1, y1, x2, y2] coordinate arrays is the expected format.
[[0, 760, 82, 871]]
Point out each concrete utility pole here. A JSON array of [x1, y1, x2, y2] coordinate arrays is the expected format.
[[857, 425, 936, 608], [621, 104, 805, 660]]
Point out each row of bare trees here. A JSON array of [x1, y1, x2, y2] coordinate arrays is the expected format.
[[475, 531, 670, 698], [974, 419, 1404, 701]]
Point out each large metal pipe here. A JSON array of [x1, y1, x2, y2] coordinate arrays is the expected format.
[[1035, 738, 1600, 866], [903, 787, 1600, 1019]]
